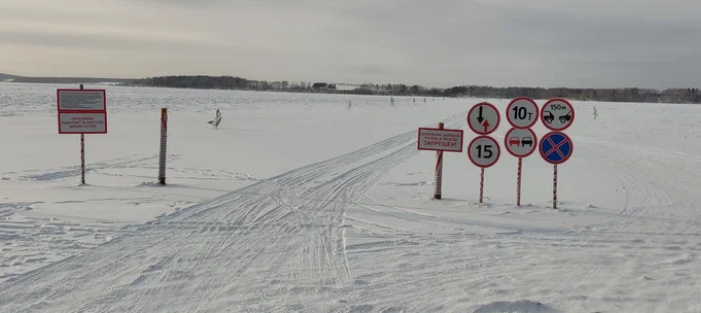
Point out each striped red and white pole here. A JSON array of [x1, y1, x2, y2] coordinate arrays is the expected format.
[[517, 158, 522, 206], [479, 168, 485, 203], [80, 133, 85, 185], [79, 84, 86, 186], [433, 122, 444, 200], [158, 108, 168, 185], [553, 164, 558, 209]]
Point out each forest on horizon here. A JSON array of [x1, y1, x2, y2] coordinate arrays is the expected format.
[[129, 75, 701, 104]]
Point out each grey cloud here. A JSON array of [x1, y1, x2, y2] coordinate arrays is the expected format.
[[0, 30, 229, 52], [2, 0, 701, 88], [328, 0, 701, 88]]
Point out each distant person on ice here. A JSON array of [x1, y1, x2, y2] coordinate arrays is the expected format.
[[208, 109, 222, 129]]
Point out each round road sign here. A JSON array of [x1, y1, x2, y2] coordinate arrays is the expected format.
[[506, 97, 539, 129], [468, 135, 500, 168], [504, 127, 538, 158], [539, 131, 574, 164], [541, 98, 575, 131], [467, 102, 500, 135]]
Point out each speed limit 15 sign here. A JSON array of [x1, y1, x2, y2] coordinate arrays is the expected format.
[[468, 135, 500, 168], [506, 97, 538, 129]]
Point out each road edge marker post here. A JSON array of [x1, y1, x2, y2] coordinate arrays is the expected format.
[[417, 123, 464, 200], [158, 108, 168, 185], [435, 123, 444, 199]]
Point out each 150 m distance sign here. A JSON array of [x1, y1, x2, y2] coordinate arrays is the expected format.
[[541, 98, 574, 131]]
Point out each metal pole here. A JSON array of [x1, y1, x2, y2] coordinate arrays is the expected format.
[[480, 168, 485, 204], [433, 122, 444, 200], [79, 84, 85, 185], [81, 134, 85, 185], [517, 158, 522, 206], [553, 164, 558, 209], [158, 108, 168, 185]]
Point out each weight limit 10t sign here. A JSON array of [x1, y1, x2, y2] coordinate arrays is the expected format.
[[506, 97, 538, 129]]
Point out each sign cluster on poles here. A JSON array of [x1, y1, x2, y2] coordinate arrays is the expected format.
[[505, 97, 539, 206], [57, 85, 107, 185], [466, 102, 501, 203], [417, 97, 575, 209], [539, 99, 575, 209]]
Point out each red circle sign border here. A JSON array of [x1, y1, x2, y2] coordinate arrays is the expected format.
[[540, 98, 575, 131], [539, 131, 574, 165], [467, 102, 501, 135], [467, 135, 501, 168], [506, 97, 539, 129], [504, 127, 538, 158]]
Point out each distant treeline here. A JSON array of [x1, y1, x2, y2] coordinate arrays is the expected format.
[[0, 72, 134, 84], [129, 75, 701, 104]]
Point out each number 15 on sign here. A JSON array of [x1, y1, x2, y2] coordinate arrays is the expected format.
[[468, 136, 500, 203]]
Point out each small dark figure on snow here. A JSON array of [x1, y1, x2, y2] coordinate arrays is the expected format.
[[208, 109, 222, 129]]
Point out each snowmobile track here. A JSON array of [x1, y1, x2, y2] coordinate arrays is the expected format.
[[0, 116, 464, 312]]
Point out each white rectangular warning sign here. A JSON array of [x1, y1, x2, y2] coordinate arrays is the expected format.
[[57, 89, 106, 111], [59, 113, 107, 134], [417, 128, 464, 152]]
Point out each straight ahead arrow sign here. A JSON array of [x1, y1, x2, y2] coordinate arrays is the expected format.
[[468, 102, 499, 135]]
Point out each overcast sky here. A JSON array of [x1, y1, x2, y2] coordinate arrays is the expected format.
[[1, 0, 700, 88]]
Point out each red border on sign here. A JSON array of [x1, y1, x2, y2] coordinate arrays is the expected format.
[[540, 98, 575, 131], [57, 89, 108, 134], [467, 135, 500, 168], [58, 112, 108, 134], [539, 131, 574, 164], [57, 89, 107, 112], [417, 127, 465, 152], [504, 127, 537, 158], [467, 102, 500, 135], [506, 97, 539, 129]]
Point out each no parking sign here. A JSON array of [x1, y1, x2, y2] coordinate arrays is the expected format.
[[539, 98, 575, 209], [540, 132, 574, 165]]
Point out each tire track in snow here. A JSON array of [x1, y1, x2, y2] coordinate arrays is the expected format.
[[574, 137, 701, 236], [326, 135, 701, 312], [0, 115, 465, 312], [18, 155, 177, 182]]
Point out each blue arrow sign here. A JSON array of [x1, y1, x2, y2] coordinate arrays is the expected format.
[[539, 131, 573, 164]]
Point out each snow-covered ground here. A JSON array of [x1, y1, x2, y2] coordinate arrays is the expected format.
[[1, 82, 701, 312]]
